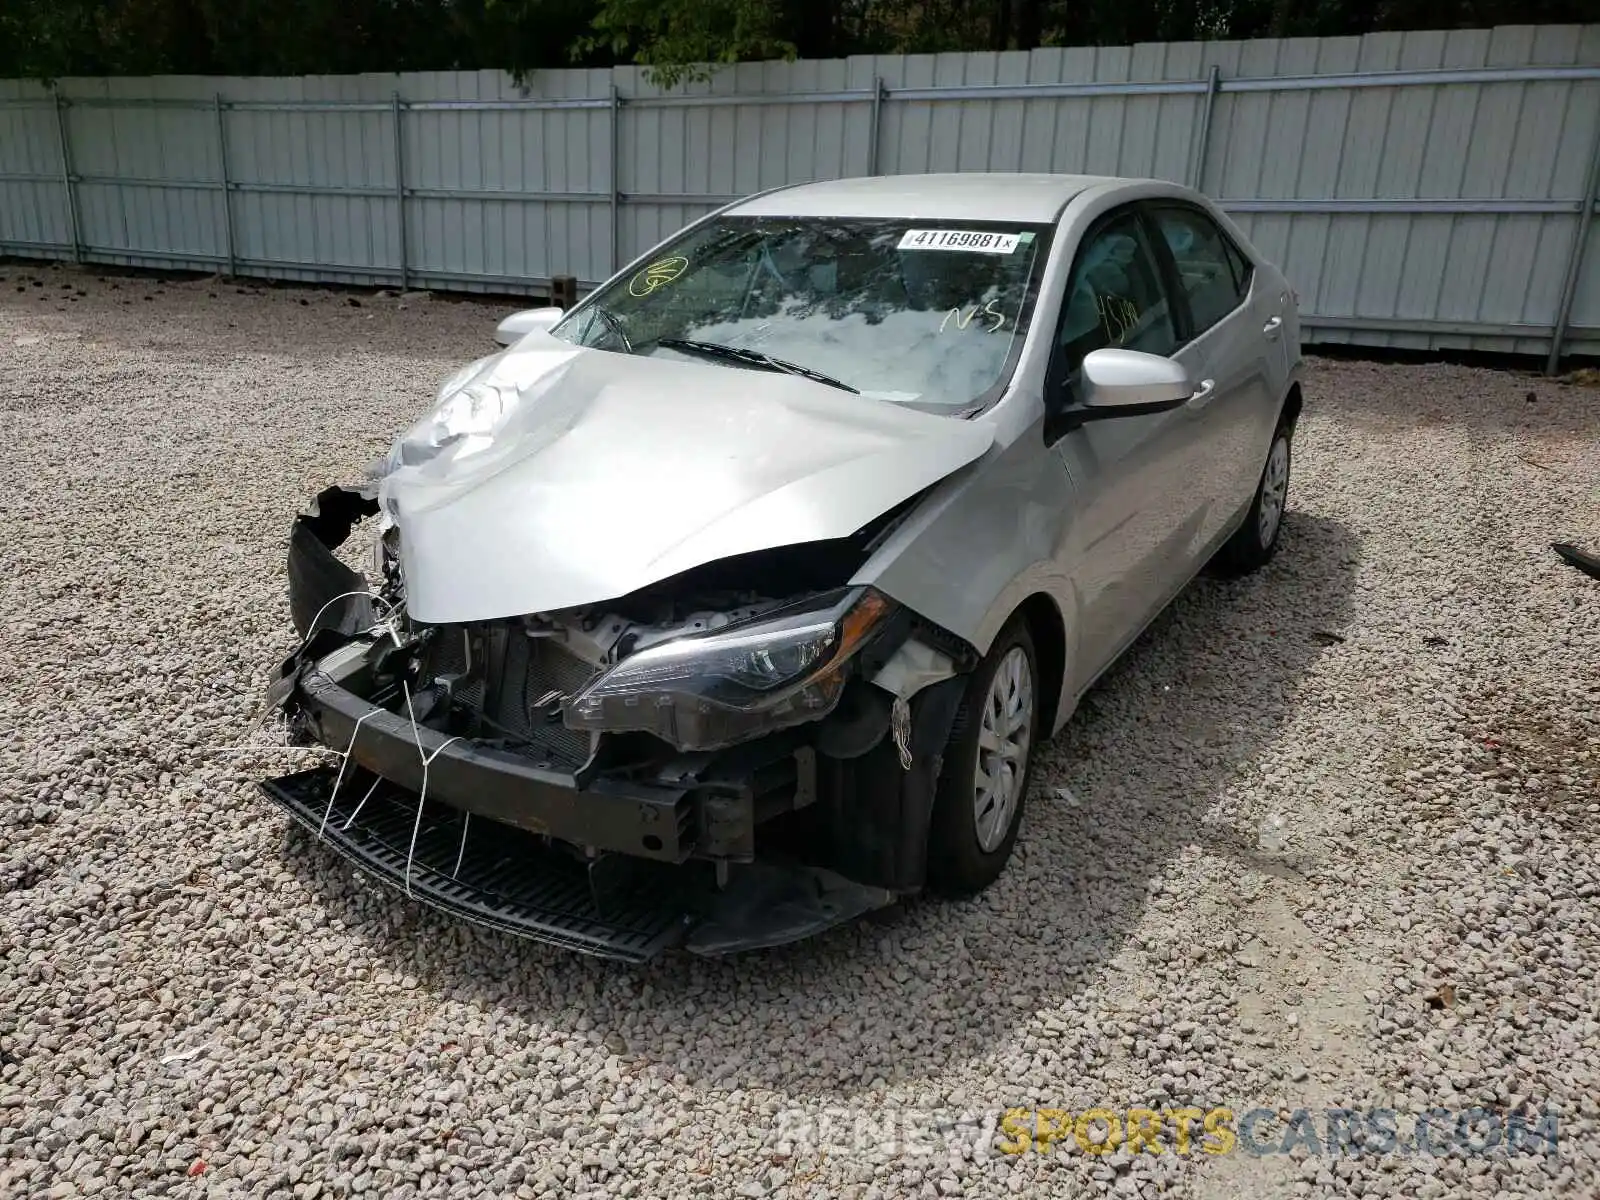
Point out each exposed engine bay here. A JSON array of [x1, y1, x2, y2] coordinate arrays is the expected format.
[[262, 483, 973, 960], [354, 483, 942, 757]]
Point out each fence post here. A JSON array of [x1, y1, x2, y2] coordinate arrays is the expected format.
[[1546, 110, 1600, 375], [609, 82, 621, 273], [1188, 65, 1221, 190], [392, 91, 409, 291], [213, 94, 237, 277], [867, 77, 885, 176], [52, 88, 82, 263]]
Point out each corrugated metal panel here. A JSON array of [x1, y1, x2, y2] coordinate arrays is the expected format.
[[1201, 24, 1600, 358], [0, 79, 70, 250], [1, 26, 1597, 357]]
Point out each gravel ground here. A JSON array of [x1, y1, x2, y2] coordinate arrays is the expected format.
[[2, 261, 1598, 1200]]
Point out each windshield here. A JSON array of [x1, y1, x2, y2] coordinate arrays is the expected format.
[[550, 216, 1052, 411]]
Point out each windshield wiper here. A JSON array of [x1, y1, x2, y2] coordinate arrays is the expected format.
[[655, 337, 859, 394], [587, 303, 633, 353]]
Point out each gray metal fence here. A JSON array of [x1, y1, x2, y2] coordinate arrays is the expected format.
[[2, 24, 1597, 365]]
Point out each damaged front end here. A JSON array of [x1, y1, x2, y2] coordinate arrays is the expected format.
[[261, 487, 973, 961]]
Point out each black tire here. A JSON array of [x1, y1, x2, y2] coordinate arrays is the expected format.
[[1214, 418, 1294, 577], [927, 617, 1039, 896]]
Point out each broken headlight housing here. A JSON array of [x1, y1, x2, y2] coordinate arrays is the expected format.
[[564, 587, 895, 751]]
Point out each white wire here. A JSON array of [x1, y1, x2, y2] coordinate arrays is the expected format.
[[236, 597, 405, 839], [400, 677, 462, 898], [341, 775, 384, 831], [300, 588, 396, 647], [317, 707, 381, 841], [452, 813, 472, 879], [257, 586, 471, 878], [242, 597, 401, 745]]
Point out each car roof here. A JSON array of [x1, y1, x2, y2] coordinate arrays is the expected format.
[[725, 173, 1137, 223]]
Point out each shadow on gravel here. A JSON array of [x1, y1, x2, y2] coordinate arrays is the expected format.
[[281, 511, 1361, 1097]]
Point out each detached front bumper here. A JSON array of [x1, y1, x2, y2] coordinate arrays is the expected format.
[[266, 661, 897, 961], [264, 762, 896, 961], [263, 767, 698, 960]]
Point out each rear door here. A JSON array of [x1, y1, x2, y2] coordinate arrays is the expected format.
[[1048, 206, 1209, 686], [1145, 202, 1280, 544]]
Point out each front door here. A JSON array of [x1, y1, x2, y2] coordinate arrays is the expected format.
[[1047, 207, 1207, 688]]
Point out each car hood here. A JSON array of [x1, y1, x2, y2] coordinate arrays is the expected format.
[[380, 333, 995, 623]]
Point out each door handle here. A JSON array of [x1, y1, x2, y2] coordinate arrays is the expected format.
[[1262, 316, 1283, 340], [1186, 378, 1216, 410]]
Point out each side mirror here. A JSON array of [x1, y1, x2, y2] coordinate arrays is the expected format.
[[1079, 348, 1195, 414], [494, 306, 565, 347]]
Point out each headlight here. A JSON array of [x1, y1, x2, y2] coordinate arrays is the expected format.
[[564, 587, 896, 751]]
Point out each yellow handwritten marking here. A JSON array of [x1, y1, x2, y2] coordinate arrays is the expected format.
[[628, 255, 689, 297], [1095, 293, 1140, 344]]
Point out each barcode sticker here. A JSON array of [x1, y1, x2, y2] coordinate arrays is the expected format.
[[898, 229, 1023, 254]]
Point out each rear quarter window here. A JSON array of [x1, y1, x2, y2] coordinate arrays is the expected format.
[[1151, 206, 1252, 337]]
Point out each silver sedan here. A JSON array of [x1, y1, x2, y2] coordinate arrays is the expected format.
[[263, 172, 1303, 958]]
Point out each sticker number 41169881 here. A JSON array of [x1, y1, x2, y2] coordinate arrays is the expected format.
[[898, 229, 1024, 254]]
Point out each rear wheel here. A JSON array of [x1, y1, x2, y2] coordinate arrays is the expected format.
[[1215, 419, 1292, 576], [927, 618, 1039, 895]]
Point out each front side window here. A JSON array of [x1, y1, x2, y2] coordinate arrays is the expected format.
[[551, 216, 1052, 412], [1151, 205, 1252, 336], [1053, 210, 1180, 377]]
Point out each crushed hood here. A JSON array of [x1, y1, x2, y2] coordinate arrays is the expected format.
[[381, 333, 994, 623]]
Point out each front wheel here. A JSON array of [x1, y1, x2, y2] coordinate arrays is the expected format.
[[926, 618, 1039, 895], [1215, 420, 1292, 576]]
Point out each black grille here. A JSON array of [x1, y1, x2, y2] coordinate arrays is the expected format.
[[261, 767, 697, 961], [499, 635, 596, 763], [418, 625, 598, 766], [425, 627, 486, 710]]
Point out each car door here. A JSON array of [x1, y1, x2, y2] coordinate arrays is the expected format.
[[1046, 206, 1209, 688], [1146, 203, 1281, 546]]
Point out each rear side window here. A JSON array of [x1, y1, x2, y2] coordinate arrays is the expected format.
[[1054, 210, 1180, 375], [1151, 206, 1252, 337], [1222, 235, 1254, 295]]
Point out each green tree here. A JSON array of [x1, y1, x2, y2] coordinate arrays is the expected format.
[[0, 0, 1591, 83], [580, 0, 861, 86]]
